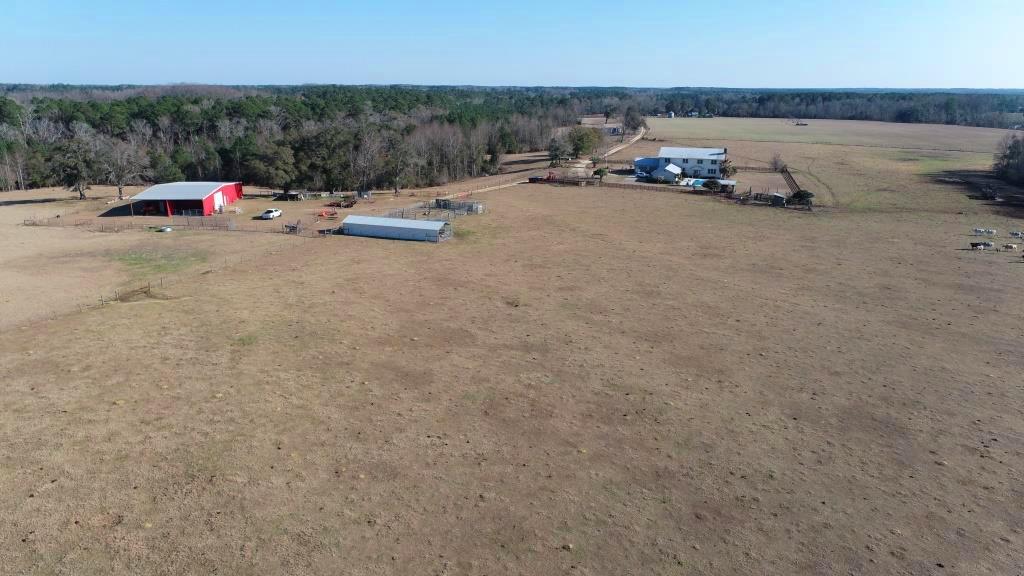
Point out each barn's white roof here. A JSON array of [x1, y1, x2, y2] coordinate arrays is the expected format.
[[658, 147, 727, 160], [133, 182, 236, 201], [342, 215, 448, 231]]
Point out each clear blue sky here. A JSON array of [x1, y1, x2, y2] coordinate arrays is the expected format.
[[2, 0, 1021, 88]]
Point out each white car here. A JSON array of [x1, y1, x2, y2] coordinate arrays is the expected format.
[[260, 208, 282, 220]]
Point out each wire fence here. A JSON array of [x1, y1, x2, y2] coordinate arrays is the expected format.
[[384, 199, 486, 221], [22, 214, 329, 237], [31, 242, 311, 326]]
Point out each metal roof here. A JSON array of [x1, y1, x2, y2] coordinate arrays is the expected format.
[[342, 215, 448, 231], [133, 182, 236, 201], [657, 147, 727, 160], [659, 164, 683, 174], [680, 178, 738, 186]]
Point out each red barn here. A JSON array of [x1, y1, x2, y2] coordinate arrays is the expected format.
[[131, 182, 244, 217]]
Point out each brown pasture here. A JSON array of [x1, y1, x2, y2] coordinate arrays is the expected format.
[[1, 120, 1023, 575]]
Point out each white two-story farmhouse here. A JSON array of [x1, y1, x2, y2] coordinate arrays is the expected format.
[[635, 147, 728, 179]]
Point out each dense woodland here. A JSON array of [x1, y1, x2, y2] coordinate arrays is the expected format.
[[1, 85, 1022, 194]]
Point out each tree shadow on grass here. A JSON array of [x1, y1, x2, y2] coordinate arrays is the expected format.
[[928, 169, 1024, 219], [501, 154, 548, 167], [0, 197, 67, 207]]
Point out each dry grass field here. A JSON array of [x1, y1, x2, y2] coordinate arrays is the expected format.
[[0, 186, 296, 330], [2, 120, 1023, 575]]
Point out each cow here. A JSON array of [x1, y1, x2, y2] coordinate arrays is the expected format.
[[970, 241, 995, 250], [1010, 231, 1023, 239], [973, 228, 997, 236], [1003, 244, 1018, 251]]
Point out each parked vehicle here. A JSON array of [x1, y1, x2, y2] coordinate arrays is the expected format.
[[260, 208, 283, 220]]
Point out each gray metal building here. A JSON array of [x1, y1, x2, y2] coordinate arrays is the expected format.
[[341, 215, 451, 242]]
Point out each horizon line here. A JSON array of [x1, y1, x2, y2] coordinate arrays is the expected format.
[[2, 83, 1023, 93]]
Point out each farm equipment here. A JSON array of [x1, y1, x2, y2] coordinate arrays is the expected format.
[[325, 198, 357, 208], [529, 171, 561, 183], [315, 208, 339, 220]]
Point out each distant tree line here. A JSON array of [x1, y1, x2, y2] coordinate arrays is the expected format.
[[654, 90, 1024, 128], [1, 85, 1021, 193], [0, 86, 599, 193]]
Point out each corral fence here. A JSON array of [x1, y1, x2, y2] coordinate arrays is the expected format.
[[541, 178, 696, 194], [531, 177, 814, 211], [781, 167, 802, 193], [384, 198, 486, 222]]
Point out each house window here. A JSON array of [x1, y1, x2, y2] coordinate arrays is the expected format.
[[707, 168, 716, 175], [697, 159, 704, 164], [710, 160, 718, 165], [681, 159, 688, 164]]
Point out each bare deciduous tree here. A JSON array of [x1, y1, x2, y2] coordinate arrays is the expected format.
[[99, 139, 150, 200], [351, 128, 385, 191], [770, 152, 787, 172]]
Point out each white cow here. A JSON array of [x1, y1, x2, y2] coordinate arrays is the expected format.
[[1003, 244, 1018, 251]]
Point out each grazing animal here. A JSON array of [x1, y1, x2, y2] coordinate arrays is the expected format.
[[1010, 231, 1023, 238], [971, 241, 995, 250], [973, 228, 986, 235], [1003, 244, 1018, 251]]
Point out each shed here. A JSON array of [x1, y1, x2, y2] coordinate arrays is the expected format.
[[131, 182, 243, 217], [634, 156, 659, 175], [651, 163, 682, 183], [341, 215, 451, 242]]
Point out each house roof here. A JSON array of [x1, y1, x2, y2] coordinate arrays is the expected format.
[[133, 182, 237, 201], [658, 147, 727, 160], [658, 164, 683, 175], [342, 215, 448, 231]]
